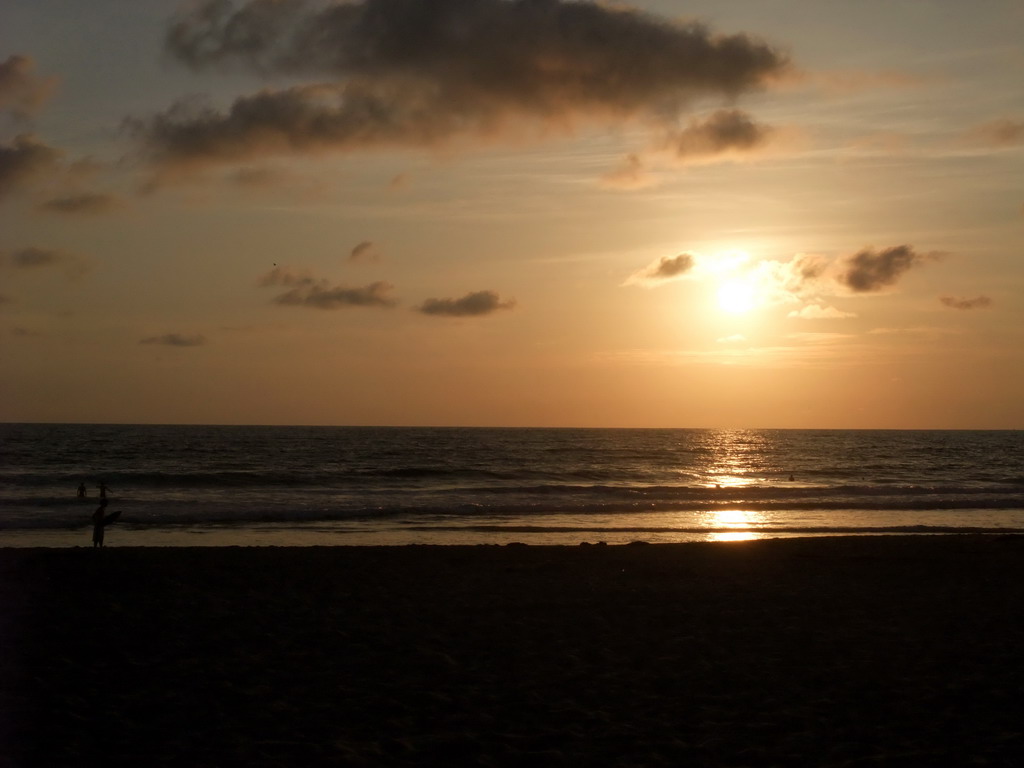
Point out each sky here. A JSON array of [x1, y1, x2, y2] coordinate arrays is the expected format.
[[1, 0, 1022, 429]]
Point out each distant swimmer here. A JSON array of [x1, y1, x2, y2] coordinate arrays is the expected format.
[[788, 474, 795, 482], [77, 482, 87, 499], [98, 482, 110, 500]]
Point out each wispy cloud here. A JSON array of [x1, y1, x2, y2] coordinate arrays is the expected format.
[[349, 240, 378, 262], [966, 118, 1024, 148], [417, 290, 515, 317], [788, 304, 856, 320], [227, 166, 288, 188], [796, 68, 931, 97], [599, 153, 655, 190], [133, 0, 789, 174], [140, 333, 207, 347], [37, 192, 119, 215], [603, 109, 781, 189], [388, 173, 410, 191], [257, 265, 317, 288], [0, 246, 91, 279], [939, 295, 992, 310], [601, 338, 862, 368], [0, 55, 58, 119], [0, 134, 62, 199]]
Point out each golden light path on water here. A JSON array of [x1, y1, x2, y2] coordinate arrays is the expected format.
[[704, 510, 767, 542], [699, 428, 774, 541]]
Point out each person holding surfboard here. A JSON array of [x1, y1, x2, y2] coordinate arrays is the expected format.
[[91, 501, 121, 547]]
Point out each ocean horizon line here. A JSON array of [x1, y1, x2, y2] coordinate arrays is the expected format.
[[3, 421, 1022, 432]]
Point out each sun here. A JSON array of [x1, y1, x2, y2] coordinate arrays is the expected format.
[[717, 279, 758, 314]]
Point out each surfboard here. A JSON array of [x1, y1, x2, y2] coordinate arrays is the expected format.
[[103, 510, 122, 526]]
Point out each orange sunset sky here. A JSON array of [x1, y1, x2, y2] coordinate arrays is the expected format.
[[1, 0, 1022, 428]]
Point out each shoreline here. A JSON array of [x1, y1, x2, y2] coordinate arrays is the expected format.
[[5, 517, 1024, 549], [3, 528, 1023, 547], [5, 536, 1024, 765], [3, 529, 1024, 549]]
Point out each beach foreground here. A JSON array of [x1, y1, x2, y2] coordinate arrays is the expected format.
[[3, 536, 1024, 766]]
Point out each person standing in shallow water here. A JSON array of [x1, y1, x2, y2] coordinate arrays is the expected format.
[[98, 482, 110, 501], [92, 502, 108, 547], [77, 482, 87, 499]]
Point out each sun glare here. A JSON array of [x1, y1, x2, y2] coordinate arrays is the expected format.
[[717, 279, 757, 314]]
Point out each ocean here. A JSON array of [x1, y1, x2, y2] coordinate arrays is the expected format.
[[1, 424, 1023, 547]]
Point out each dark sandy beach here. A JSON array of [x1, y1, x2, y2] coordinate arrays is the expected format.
[[3, 536, 1024, 766]]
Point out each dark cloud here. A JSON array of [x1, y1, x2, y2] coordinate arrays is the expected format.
[[940, 295, 992, 310], [350, 240, 377, 262], [129, 82, 431, 169], [37, 192, 119, 215], [417, 290, 515, 317], [603, 110, 771, 188], [0, 246, 90, 279], [138, 0, 788, 170], [626, 253, 695, 286], [165, 0, 306, 70], [274, 280, 397, 309], [652, 254, 695, 279], [140, 333, 208, 347], [258, 263, 396, 308], [792, 253, 828, 283], [0, 55, 58, 118], [0, 134, 62, 199], [166, 0, 787, 93], [837, 245, 932, 293], [668, 109, 772, 159]]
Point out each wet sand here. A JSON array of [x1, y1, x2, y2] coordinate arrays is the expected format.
[[3, 535, 1024, 766]]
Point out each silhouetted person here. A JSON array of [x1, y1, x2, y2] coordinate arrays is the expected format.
[[77, 482, 87, 499], [98, 482, 110, 500], [90, 501, 121, 547], [92, 502, 108, 548], [788, 474, 795, 482]]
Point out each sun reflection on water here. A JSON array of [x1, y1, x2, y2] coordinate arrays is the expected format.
[[710, 530, 762, 542], [678, 430, 791, 542], [699, 428, 791, 488], [706, 508, 766, 542]]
